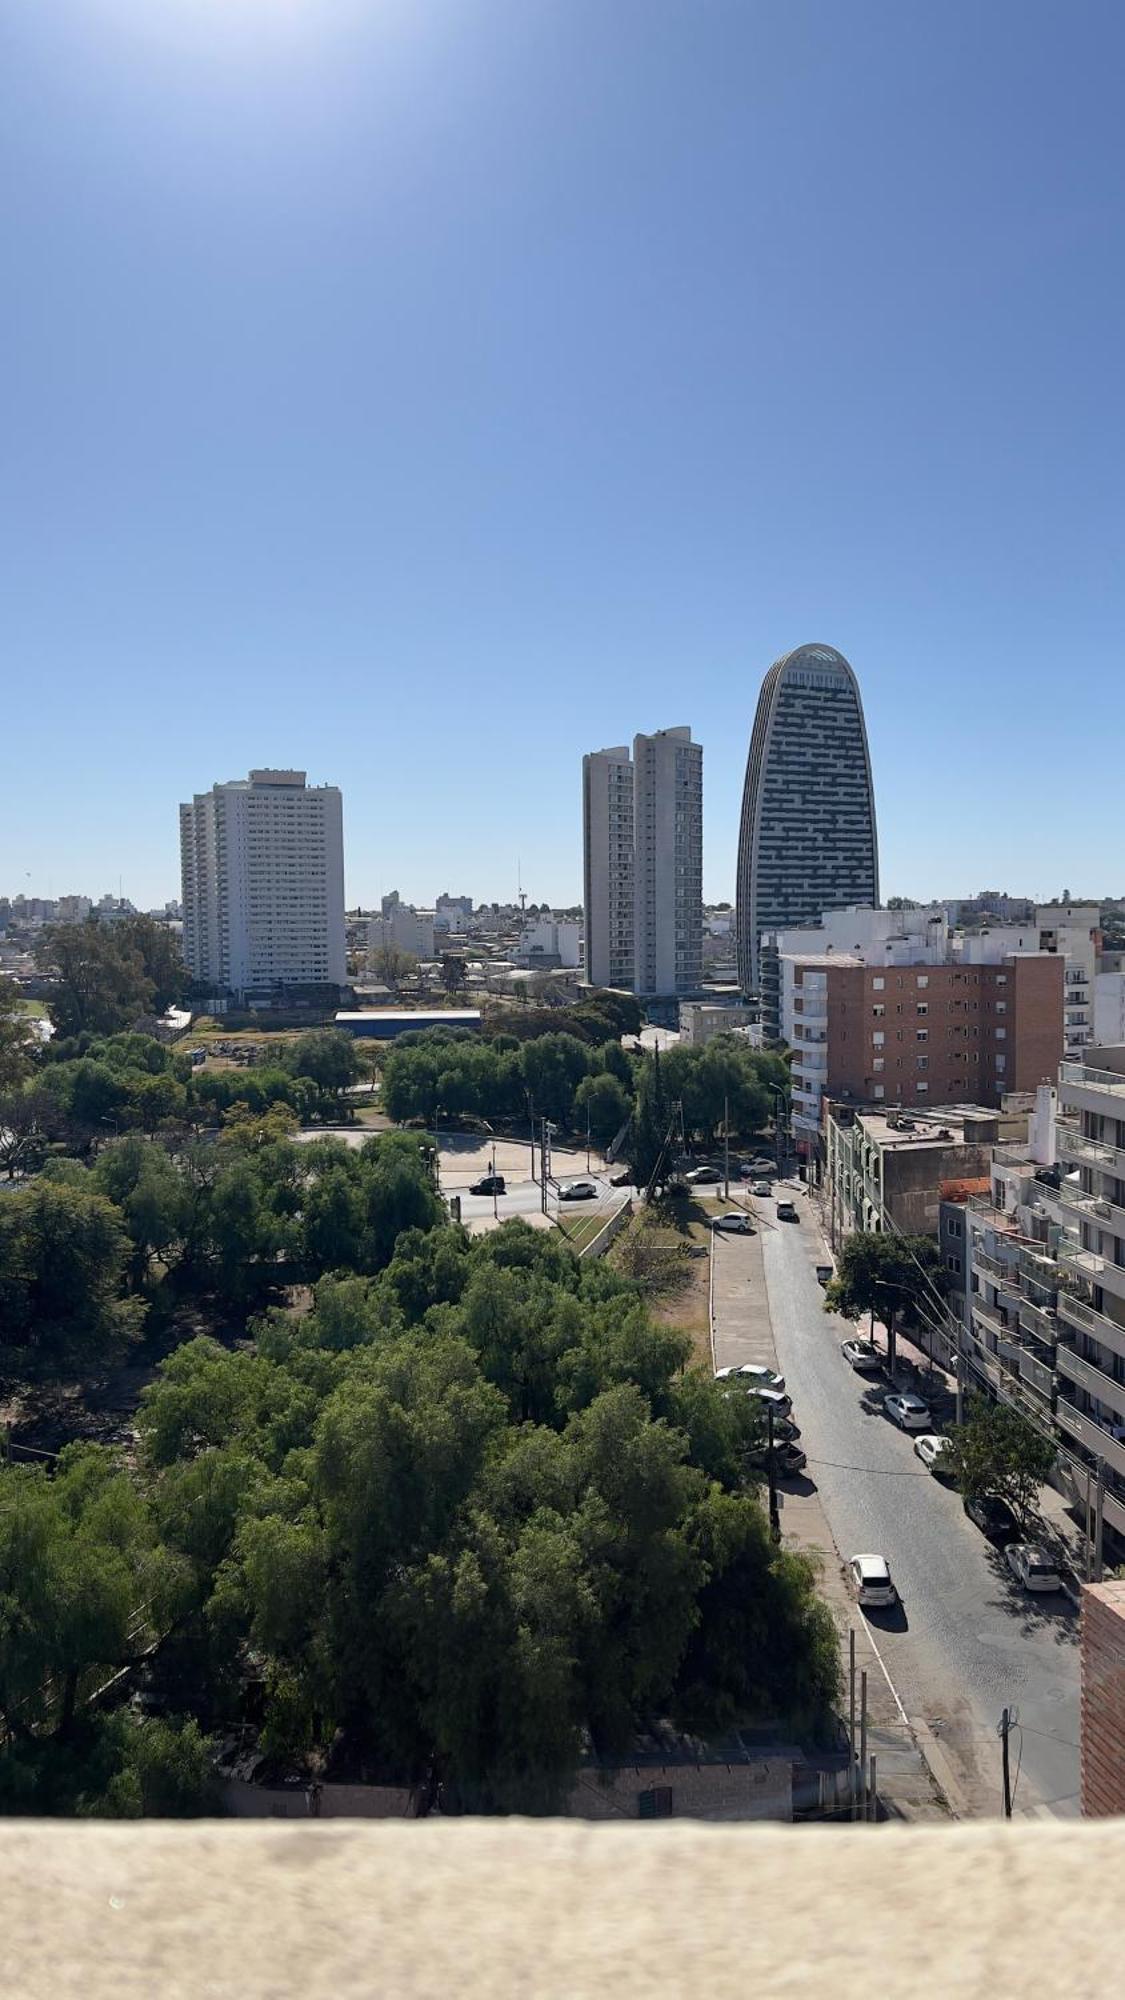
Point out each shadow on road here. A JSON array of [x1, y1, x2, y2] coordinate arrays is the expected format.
[[864, 1600, 910, 1634], [779, 1471, 819, 1498], [981, 1547, 1080, 1643]]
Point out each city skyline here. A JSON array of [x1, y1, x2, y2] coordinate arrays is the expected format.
[[6, 5, 1125, 908]]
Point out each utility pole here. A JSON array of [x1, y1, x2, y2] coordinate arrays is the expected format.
[[844, 1632, 852, 1824], [767, 1404, 781, 1544], [723, 1093, 730, 1201], [528, 1096, 536, 1184], [999, 1707, 1013, 1819], [586, 1101, 591, 1174], [859, 1671, 868, 1822], [848, 1630, 857, 1820]]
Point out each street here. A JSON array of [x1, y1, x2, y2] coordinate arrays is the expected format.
[[715, 1189, 1082, 1817]]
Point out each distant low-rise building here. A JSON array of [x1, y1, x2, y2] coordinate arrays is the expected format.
[[825, 1101, 1026, 1244], [678, 1001, 761, 1046], [513, 917, 582, 970]]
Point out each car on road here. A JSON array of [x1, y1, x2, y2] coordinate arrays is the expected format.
[[963, 1493, 1021, 1543], [1005, 1542, 1063, 1593], [849, 1554, 898, 1610], [559, 1179, 598, 1201], [714, 1363, 786, 1391], [913, 1433, 954, 1475], [609, 1170, 633, 1187], [883, 1391, 932, 1432], [685, 1165, 722, 1185], [840, 1338, 884, 1373], [712, 1212, 754, 1234], [775, 1199, 798, 1221], [751, 1180, 772, 1197], [469, 1173, 506, 1196]]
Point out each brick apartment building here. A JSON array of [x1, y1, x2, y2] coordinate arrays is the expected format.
[[773, 907, 1064, 1157]]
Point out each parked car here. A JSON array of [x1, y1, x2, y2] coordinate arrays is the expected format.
[[883, 1391, 932, 1432], [1005, 1542, 1063, 1593], [685, 1165, 722, 1185], [770, 1415, 801, 1443], [743, 1385, 793, 1417], [775, 1199, 798, 1221], [751, 1180, 773, 1197], [559, 1180, 598, 1201], [712, 1212, 754, 1234], [963, 1493, 1021, 1543], [840, 1338, 884, 1373], [751, 1440, 808, 1476], [849, 1554, 898, 1610], [609, 1170, 633, 1187], [714, 1363, 786, 1391], [913, 1433, 954, 1475], [664, 1179, 688, 1198], [469, 1173, 506, 1196]]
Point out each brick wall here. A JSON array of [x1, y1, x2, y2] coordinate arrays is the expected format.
[[1081, 1580, 1125, 1814], [566, 1758, 793, 1822]]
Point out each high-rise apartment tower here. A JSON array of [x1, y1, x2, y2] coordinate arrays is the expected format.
[[582, 746, 635, 989], [180, 768, 346, 1000], [736, 644, 878, 991], [632, 727, 703, 998]]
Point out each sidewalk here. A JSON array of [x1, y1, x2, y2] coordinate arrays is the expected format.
[[711, 1229, 950, 1822]]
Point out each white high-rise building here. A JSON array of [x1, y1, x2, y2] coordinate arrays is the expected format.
[[180, 768, 346, 999], [582, 746, 635, 989], [632, 727, 703, 998]]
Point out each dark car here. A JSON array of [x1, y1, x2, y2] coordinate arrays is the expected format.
[[776, 1199, 798, 1222], [750, 1440, 808, 1477], [469, 1173, 506, 1196], [964, 1493, 1021, 1543], [609, 1169, 633, 1187]]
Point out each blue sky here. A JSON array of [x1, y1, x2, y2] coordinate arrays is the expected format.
[[3, 0, 1124, 911]]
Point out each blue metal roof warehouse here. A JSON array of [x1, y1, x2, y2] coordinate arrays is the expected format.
[[334, 1009, 483, 1040]]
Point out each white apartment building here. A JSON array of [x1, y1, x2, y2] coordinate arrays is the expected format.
[[367, 905, 435, 962], [1095, 967, 1125, 1045], [632, 727, 703, 998], [1037, 906, 1098, 1057], [582, 746, 635, 989], [180, 768, 346, 1000], [513, 917, 582, 969]]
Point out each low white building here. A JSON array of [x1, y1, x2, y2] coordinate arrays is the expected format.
[[679, 1001, 761, 1046], [367, 906, 435, 962]]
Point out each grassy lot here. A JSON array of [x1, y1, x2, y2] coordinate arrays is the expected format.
[[556, 1207, 613, 1254], [16, 998, 49, 1018], [608, 1197, 713, 1366]]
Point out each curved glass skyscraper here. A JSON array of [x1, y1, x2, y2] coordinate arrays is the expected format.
[[736, 643, 878, 991]]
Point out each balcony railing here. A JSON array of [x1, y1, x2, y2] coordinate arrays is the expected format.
[[973, 1246, 1019, 1284], [1060, 1061, 1125, 1099], [1019, 1351, 1055, 1400], [972, 1299, 1018, 1344], [1018, 1296, 1057, 1344], [1058, 1184, 1125, 1242], [1056, 1348, 1125, 1425], [1056, 1398, 1125, 1480], [1057, 1123, 1125, 1181], [1056, 1291, 1125, 1366]]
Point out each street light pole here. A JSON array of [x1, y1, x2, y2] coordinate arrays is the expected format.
[[723, 1093, 730, 1201]]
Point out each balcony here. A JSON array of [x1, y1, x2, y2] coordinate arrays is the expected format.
[[1056, 1397, 1125, 1480], [1059, 1061, 1125, 1118], [973, 1246, 1019, 1284], [1056, 1347, 1125, 1425], [1057, 1184, 1125, 1243], [1059, 1242, 1105, 1285], [1018, 1296, 1057, 1346], [1019, 1351, 1055, 1400], [972, 1299, 1018, 1344], [1056, 1290, 1125, 1366], [1057, 1121, 1125, 1177]]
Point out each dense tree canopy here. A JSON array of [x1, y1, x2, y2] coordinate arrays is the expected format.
[[34, 916, 187, 1038], [943, 1397, 1056, 1514], [824, 1230, 949, 1368]]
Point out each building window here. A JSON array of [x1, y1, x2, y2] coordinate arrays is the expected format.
[[872, 1004, 885, 1018], [872, 976, 885, 991], [917, 975, 929, 989], [996, 1001, 1007, 1015], [996, 973, 1007, 985], [996, 1055, 1006, 1071], [638, 1787, 673, 1819], [917, 1029, 928, 1042], [917, 1056, 928, 1070], [873, 1031, 884, 1046], [949, 1215, 963, 1236], [995, 1027, 1006, 1040], [946, 1254, 962, 1273], [917, 1002, 928, 1016], [917, 1081, 929, 1093], [873, 1057, 884, 1072], [873, 1084, 885, 1099]]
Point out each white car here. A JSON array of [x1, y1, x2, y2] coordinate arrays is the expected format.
[[714, 1363, 786, 1392], [840, 1338, 884, 1374], [883, 1391, 932, 1432], [849, 1554, 898, 1610], [712, 1212, 754, 1234], [913, 1433, 953, 1473], [743, 1385, 793, 1417], [751, 1180, 772, 1197], [1005, 1542, 1063, 1593]]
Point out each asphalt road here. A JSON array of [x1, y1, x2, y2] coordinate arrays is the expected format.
[[751, 1191, 1082, 1818], [455, 1171, 617, 1222]]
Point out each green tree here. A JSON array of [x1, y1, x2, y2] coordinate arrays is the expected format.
[[0, 1084, 62, 1180], [943, 1396, 1056, 1515], [440, 954, 467, 996], [824, 1230, 948, 1370], [90, 1135, 190, 1286], [0, 1179, 146, 1371], [115, 916, 189, 1014], [0, 978, 37, 1089], [34, 921, 156, 1038], [370, 943, 418, 987], [284, 1030, 361, 1112], [573, 1071, 631, 1148]]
